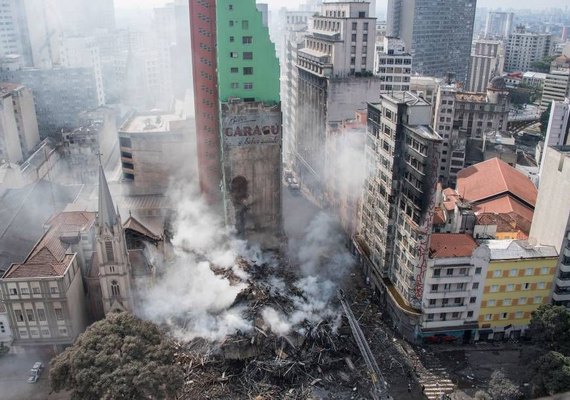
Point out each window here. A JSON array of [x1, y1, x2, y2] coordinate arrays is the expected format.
[[358, 11, 365, 18], [429, 299, 436, 305], [41, 328, 50, 336], [488, 299, 496, 306], [534, 296, 542, 304], [351, 34, 356, 43], [431, 284, 439, 292], [243, 52, 253, 60], [26, 309, 34, 322], [9, 288, 17, 295], [14, 309, 24, 322], [111, 280, 121, 297], [515, 311, 523, 319], [242, 20, 249, 29], [467, 311, 474, 318], [493, 270, 502, 277], [54, 308, 64, 321], [470, 297, 476, 304], [352, 22, 357, 30], [228, 4, 233, 10], [230, 36, 235, 42], [442, 298, 449, 305], [490, 285, 499, 293], [485, 314, 492, 321], [363, 22, 369, 31], [242, 36, 252, 44], [452, 312, 460, 319], [459, 268, 467, 275], [444, 283, 451, 290], [454, 297, 462, 304], [50, 287, 59, 294], [457, 283, 465, 290], [440, 313, 447, 321], [229, 20, 234, 27], [538, 282, 546, 289], [525, 268, 534, 276], [509, 269, 517, 277], [500, 313, 508, 320], [231, 67, 238, 73], [20, 287, 29, 295], [105, 241, 114, 262], [472, 282, 479, 289], [230, 52, 238, 58], [231, 82, 239, 89], [507, 284, 515, 292], [0, 322, 4, 333], [59, 327, 68, 336], [475, 267, 482, 275], [446, 269, 453, 276], [243, 67, 253, 75], [541, 267, 550, 275], [503, 299, 512, 306], [523, 282, 530, 290], [37, 308, 46, 321], [427, 313, 434, 320], [433, 269, 441, 277], [244, 82, 253, 90], [119, 137, 132, 148], [19, 329, 28, 338]]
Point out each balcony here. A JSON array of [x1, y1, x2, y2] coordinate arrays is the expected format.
[[423, 304, 467, 314], [553, 291, 570, 302], [557, 277, 570, 288]]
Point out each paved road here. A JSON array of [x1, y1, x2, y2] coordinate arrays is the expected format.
[[0, 353, 69, 400]]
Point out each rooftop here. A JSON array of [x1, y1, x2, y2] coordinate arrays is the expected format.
[[429, 234, 478, 258], [379, 91, 430, 107], [481, 239, 558, 260], [404, 124, 442, 141], [456, 158, 537, 208], [472, 194, 534, 224], [120, 113, 185, 133]]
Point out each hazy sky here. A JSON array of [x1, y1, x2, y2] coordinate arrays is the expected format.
[[115, 0, 569, 10]]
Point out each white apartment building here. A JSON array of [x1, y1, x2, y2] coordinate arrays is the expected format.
[[60, 36, 106, 106], [505, 26, 553, 72], [420, 234, 490, 343], [538, 98, 570, 173], [374, 36, 412, 92], [541, 68, 570, 110], [468, 39, 504, 93], [484, 11, 514, 40], [0, 83, 40, 165]]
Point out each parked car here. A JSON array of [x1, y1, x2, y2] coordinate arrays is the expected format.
[[27, 374, 39, 384], [30, 361, 43, 376]]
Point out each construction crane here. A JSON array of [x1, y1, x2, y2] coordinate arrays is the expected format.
[[338, 289, 391, 400]]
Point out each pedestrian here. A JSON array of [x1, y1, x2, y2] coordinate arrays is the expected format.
[[408, 383, 412, 392]]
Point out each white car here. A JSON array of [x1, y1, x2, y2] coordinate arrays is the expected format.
[[30, 361, 43, 375], [27, 374, 39, 384]]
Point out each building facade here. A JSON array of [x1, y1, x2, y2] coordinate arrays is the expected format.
[[420, 234, 490, 343], [538, 98, 570, 173], [484, 11, 514, 40], [504, 26, 553, 72], [374, 36, 412, 92], [294, 1, 381, 203], [386, 0, 476, 83], [468, 39, 505, 93], [433, 77, 510, 185], [477, 240, 558, 340], [540, 67, 570, 110], [530, 146, 570, 307], [357, 92, 442, 341]]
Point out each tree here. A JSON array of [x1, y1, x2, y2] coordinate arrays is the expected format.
[[49, 312, 183, 400], [488, 370, 522, 400], [532, 351, 570, 397], [530, 56, 556, 73], [474, 390, 492, 400], [529, 304, 570, 353], [540, 102, 552, 135]]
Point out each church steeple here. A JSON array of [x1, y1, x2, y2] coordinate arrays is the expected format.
[[98, 165, 118, 228]]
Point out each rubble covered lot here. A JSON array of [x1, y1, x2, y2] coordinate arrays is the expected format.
[[171, 256, 426, 400]]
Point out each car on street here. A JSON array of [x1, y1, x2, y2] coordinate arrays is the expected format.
[[27, 374, 39, 384], [30, 362, 43, 376]]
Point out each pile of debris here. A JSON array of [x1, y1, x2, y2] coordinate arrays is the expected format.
[[171, 256, 417, 399]]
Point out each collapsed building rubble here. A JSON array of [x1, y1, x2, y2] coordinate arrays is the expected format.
[[171, 256, 426, 400]]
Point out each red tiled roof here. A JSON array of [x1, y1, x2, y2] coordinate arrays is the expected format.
[[123, 216, 161, 241], [456, 158, 537, 207], [472, 194, 534, 223], [2, 212, 94, 279], [476, 212, 532, 237], [429, 234, 478, 258]]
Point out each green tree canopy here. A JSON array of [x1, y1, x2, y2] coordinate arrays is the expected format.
[[540, 102, 552, 135], [532, 351, 570, 397], [49, 312, 183, 400], [488, 370, 522, 400], [529, 304, 570, 353]]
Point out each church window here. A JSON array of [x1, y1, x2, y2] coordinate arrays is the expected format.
[[111, 281, 120, 297], [105, 241, 114, 262]]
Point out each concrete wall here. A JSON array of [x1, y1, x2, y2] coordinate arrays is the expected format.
[[0, 95, 23, 164]]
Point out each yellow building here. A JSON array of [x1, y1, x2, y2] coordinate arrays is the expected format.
[[477, 240, 558, 341]]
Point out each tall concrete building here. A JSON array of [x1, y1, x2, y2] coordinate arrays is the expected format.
[[505, 26, 553, 72], [484, 11, 514, 40], [356, 92, 442, 340], [467, 39, 504, 93], [294, 1, 381, 202], [190, 0, 283, 245], [374, 36, 412, 92], [530, 146, 570, 307], [386, 0, 476, 83], [540, 58, 570, 110], [538, 98, 570, 174], [0, 83, 40, 165]]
